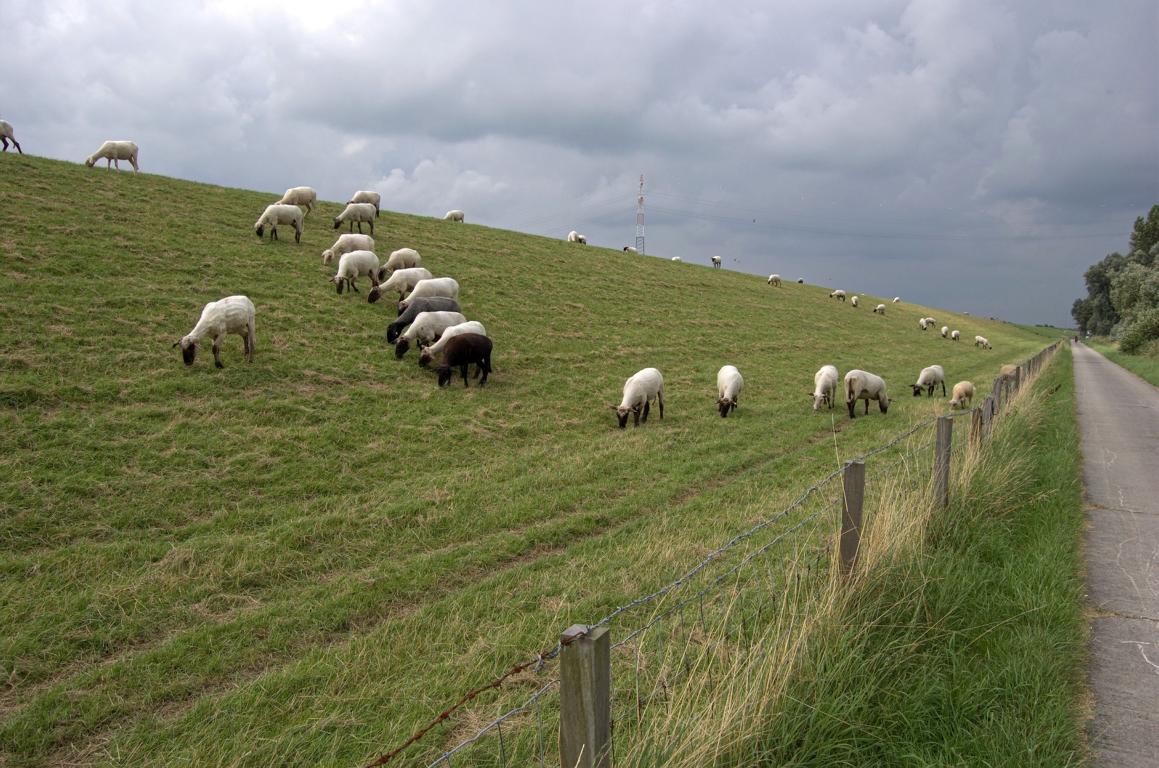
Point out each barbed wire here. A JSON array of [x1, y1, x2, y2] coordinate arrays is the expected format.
[[424, 681, 557, 768]]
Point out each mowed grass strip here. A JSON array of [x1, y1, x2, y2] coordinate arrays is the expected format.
[[1, 153, 1058, 766], [1087, 338, 1159, 388]]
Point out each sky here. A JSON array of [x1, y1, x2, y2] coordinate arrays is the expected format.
[[2, 0, 1156, 326]]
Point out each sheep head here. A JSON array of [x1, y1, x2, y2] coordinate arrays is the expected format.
[[173, 339, 197, 366], [394, 338, 410, 359]]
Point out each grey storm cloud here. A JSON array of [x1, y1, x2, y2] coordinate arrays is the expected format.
[[1, 0, 1156, 326]]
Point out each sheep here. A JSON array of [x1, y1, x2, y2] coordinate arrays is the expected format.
[[254, 203, 303, 244], [172, 295, 255, 369], [394, 310, 467, 359], [671, 256, 682, 263], [912, 364, 946, 397], [892, 297, 901, 303], [322, 233, 374, 265], [797, 278, 805, 284], [330, 250, 380, 294], [951, 330, 961, 341], [767, 274, 781, 286], [919, 318, 930, 331], [925, 316, 937, 325], [974, 335, 991, 349], [873, 303, 886, 314], [609, 368, 664, 428], [418, 321, 488, 368], [84, 140, 138, 172], [811, 364, 839, 412], [437, 333, 493, 387], [276, 186, 316, 217], [386, 297, 462, 343], [711, 255, 722, 269], [949, 381, 975, 409], [829, 289, 847, 301], [851, 295, 859, 307], [999, 364, 1018, 379], [941, 325, 949, 338], [0, 120, 23, 153], [623, 246, 638, 253], [376, 247, 423, 280], [716, 365, 743, 418], [844, 369, 890, 418], [398, 277, 460, 312], [333, 202, 377, 235], [444, 209, 465, 222], [349, 190, 381, 217], [367, 267, 434, 303], [567, 230, 587, 244]]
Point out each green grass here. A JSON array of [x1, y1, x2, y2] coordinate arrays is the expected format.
[[0, 153, 1065, 767], [1087, 337, 1159, 389]]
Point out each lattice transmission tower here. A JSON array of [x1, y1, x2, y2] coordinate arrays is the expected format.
[[635, 174, 646, 255]]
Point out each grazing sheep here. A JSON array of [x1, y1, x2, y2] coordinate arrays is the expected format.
[[974, 335, 991, 349], [386, 297, 462, 343], [873, 303, 886, 314], [322, 233, 374, 265], [376, 248, 423, 280], [443, 209, 465, 222], [418, 321, 488, 367], [999, 364, 1018, 379], [949, 381, 975, 409], [173, 295, 255, 369], [610, 367, 664, 428], [567, 230, 587, 244], [333, 202, 377, 235], [398, 277, 460, 311], [367, 267, 434, 303], [844, 369, 890, 419], [394, 310, 467, 359], [254, 203, 303, 244], [797, 278, 805, 284], [892, 297, 901, 303], [912, 364, 946, 397], [941, 325, 949, 338], [767, 274, 781, 286], [925, 316, 937, 325], [623, 246, 638, 253], [851, 295, 859, 307], [951, 330, 961, 341], [716, 365, 743, 418], [0, 120, 22, 153], [829, 289, 847, 302], [349, 190, 381, 217], [711, 255, 722, 269], [811, 364, 839, 412], [671, 256, 682, 262], [276, 186, 317, 217], [84, 140, 138, 172], [330, 250, 380, 295], [437, 333, 492, 387], [919, 318, 930, 331]]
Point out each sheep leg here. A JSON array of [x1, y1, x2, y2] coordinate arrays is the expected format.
[[245, 324, 255, 362], [356, 222, 363, 234], [1, 137, 7, 151], [130, 155, 139, 172], [294, 223, 302, 244], [658, 392, 664, 420], [632, 407, 641, 427], [460, 363, 470, 387], [847, 400, 856, 419], [369, 221, 375, 236], [212, 336, 224, 369], [641, 400, 650, 423], [478, 355, 490, 385], [864, 399, 869, 415], [940, 381, 947, 397]]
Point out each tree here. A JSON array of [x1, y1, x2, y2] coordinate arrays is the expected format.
[[1128, 205, 1159, 264]]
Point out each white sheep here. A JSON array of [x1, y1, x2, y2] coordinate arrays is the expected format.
[[767, 274, 781, 286], [417, 320, 488, 368], [829, 289, 847, 302], [941, 325, 949, 338], [0, 120, 23, 153], [84, 140, 138, 172], [444, 209, 465, 222], [377, 247, 422, 280], [919, 318, 930, 331], [974, 335, 991, 349], [367, 267, 434, 303], [949, 381, 975, 409], [349, 191, 381, 217], [623, 246, 638, 253], [254, 203, 303, 244], [924, 316, 937, 325], [892, 297, 901, 303], [398, 277, 460, 311], [844, 369, 890, 418], [873, 303, 886, 314], [330, 250, 380, 295], [394, 311, 468, 358], [912, 364, 946, 397], [951, 330, 961, 341], [276, 186, 317, 217], [716, 365, 743, 417], [333, 202, 377, 235], [322, 233, 374, 265], [610, 368, 664, 428], [567, 230, 587, 244], [851, 295, 859, 307], [811, 364, 839, 412], [711, 255, 722, 269], [173, 295, 255, 368], [671, 256, 682, 262]]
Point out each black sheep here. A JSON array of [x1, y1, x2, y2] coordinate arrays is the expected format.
[[437, 334, 493, 387], [384, 297, 461, 342]]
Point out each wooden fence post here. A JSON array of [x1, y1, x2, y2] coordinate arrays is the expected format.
[[559, 625, 611, 768], [971, 406, 983, 447], [1014, 366, 1021, 393], [934, 416, 952, 509], [840, 460, 866, 576], [992, 376, 1004, 413], [982, 396, 994, 437]]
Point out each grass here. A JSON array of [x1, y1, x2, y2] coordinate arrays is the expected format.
[[0, 153, 1067, 767], [1086, 337, 1159, 389]]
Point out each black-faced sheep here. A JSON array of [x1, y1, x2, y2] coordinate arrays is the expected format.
[[845, 369, 889, 419], [912, 365, 946, 397], [610, 368, 664, 428], [276, 187, 317, 217], [334, 203, 376, 235], [437, 333, 492, 387], [173, 295, 255, 369], [0, 120, 22, 153], [85, 140, 138, 171], [254, 204, 303, 244], [386, 297, 462, 342], [716, 365, 743, 417]]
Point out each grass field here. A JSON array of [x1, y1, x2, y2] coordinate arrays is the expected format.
[[1087, 337, 1159, 389], [0, 153, 1067, 767]]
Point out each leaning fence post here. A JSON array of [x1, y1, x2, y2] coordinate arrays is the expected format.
[[559, 625, 611, 768], [971, 406, 983, 447], [840, 460, 866, 576], [1014, 366, 1021, 393], [992, 376, 1004, 413], [934, 416, 952, 509], [982, 396, 994, 437]]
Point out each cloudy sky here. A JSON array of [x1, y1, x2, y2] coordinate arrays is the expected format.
[[3, 0, 1156, 325]]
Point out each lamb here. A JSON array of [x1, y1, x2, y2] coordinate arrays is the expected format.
[[254, 203, 303, 244], [951, 330, 961, 341], [349, 191, 381, 217], [84, 140, 138, 172], [377, 248, 423, 280], [567, 230, 587, 244], [941, 325, 949, 338], [418, 321, 488, 367], [609, 368, 664, 428], [711, 255, 722, 269], [437, 333, 493, 387], [912, 364, 946, 397], [716, 365, 743, 418], [367, 267, 434, 303], [623, 246, 638, 253], [851, 295, 859, 307], [386, 297, 462, 343], [974, 335, 991, 349], [333, 202, 377, 235], [873, 303, 886, 314], [829, 289, 847, 301], [330, 250, 380, 294], [0, 120, 22, 153], [811, 364, 839, 412], [276, 186, 317, 217], [671, 256, 682, 262], [949, 381, 975, 409], [322, 233, 374, 265], [443, 209, 465, 222], [767, 274, 781, 286], [172, 295, 255, 369], [394, 311, 467, 358], [844, 369, 890, 418], [397, 277, 460, 312]]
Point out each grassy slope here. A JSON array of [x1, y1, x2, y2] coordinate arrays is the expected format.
[[1087, 338, 1159, 388], [0, 154, 1057, 766]]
